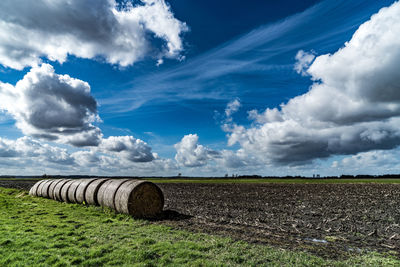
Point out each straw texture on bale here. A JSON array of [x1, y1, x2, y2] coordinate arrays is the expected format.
[[67, 180, 82, 203], [48, 179, 64, 200], [38, 180, 50, 197], [53, 179, 72, 201], [41, 180, 56, 198], [84, 178, 110, 206], [114, 180, 164, 218], [75, 179, 97, 204], [60, 180, 75, 203], [97, 179, 130, 209], [36, 179, 51, 197], [29, 180, 46, 196]]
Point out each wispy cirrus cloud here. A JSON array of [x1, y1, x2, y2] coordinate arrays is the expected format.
[[101, 0, 392, 114]]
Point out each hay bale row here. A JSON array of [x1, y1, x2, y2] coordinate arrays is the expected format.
[[29, 178, 164, 218], [84, 178, 110, 205], [97, 179, 130, 209]]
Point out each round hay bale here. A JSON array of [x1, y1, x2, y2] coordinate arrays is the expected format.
[[114, 180, 164, 218], [53, 179, 72, 201], [75, 179, 98, 204], [41, 179, 56, 198], [67, 180, 83, 203], [29, 180, 46, 196], [97, 179, 130, 209], [84, 178, 110, 206], [60, 180, 75, 203], [48, 179, 65, 200], [36, 179, 51, 197]]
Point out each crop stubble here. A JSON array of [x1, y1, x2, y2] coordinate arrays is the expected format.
[[158, 183, 400, 258]]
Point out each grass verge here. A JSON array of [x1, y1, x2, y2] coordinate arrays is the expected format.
[[0, 187, 398, 266]]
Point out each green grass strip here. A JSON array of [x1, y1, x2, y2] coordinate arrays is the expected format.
[[0, 187, 398, 266]]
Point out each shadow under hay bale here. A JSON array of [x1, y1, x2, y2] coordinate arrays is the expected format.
[[154, 210, 193, 221], [85, 178, 109, 206]]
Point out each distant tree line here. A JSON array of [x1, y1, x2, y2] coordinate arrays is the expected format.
[[1, 174, 399, 179]]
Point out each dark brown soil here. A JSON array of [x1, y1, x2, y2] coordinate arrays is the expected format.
[[0, 180, 38, 191], [2, 180, 399, 259], [157, 183, 400, 259]]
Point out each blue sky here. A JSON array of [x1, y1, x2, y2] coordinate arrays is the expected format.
[[0, 0, 399, 176]]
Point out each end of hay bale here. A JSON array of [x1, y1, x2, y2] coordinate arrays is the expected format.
[[115, 180, 164, 218]]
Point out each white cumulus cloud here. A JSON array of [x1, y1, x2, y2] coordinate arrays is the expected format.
[[0, 64, 102, 147], [332, 149, 400, 174], [99, 136, 155, 162], [0, 63, 162, 166], [174, 134, 220, 167], [0, 136, 75, 165], [0, 0, 187, 70], [0, 135, 180, 175], [226, 1, 400, 165]]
